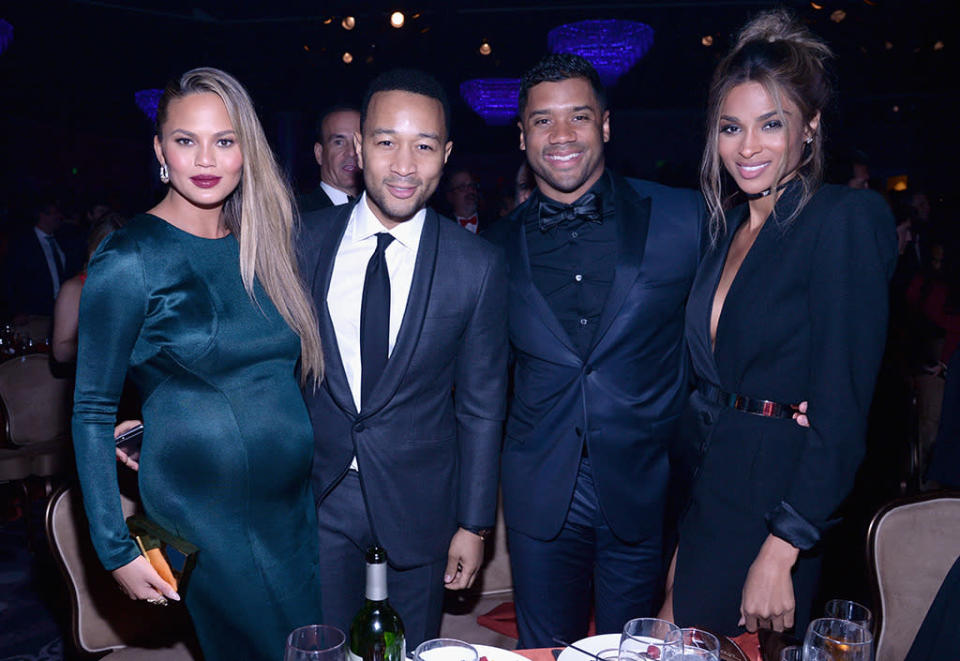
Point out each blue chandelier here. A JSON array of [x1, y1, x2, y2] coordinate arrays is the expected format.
[[548, 19, 654, 86], [135, 88, 163, 122], [460, 78, 522, 126]]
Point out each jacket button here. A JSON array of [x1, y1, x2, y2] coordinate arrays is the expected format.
[[575, 426, 583, 436], [584, 366, 594, 375], [353, 422, 365, 432], [699, 410, 713, 425]]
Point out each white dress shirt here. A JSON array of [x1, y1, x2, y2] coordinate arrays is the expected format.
[[35, 226, 66, 299], [327, 192, 425, 416], [320, 181, 351, 206]]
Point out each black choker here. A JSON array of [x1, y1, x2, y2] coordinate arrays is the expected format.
[[744, 182, 790, 200]]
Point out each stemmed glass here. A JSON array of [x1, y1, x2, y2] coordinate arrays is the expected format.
[[619, 618, 681, 661], [824, 599, 873, 631], [663, 628, 720, 661], [779, 646, 828, 661], [803, 618, 873, 661], [414, 638, 479, 661], [284, 625, 346, 661]]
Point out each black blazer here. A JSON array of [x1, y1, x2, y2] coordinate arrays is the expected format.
[[4, 227, 84, 316], [485, 173, 705, 543], [297, 185, 334, 215], [682, 184, 898, 545], [298, 202, 508, 568]]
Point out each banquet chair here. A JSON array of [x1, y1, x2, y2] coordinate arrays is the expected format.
[[0, 354, 72, 543], [867, 490, 960, 661], [45, 483, 201, 659]]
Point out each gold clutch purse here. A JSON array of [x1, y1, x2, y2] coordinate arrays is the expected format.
[[126, 515, 198, 595]]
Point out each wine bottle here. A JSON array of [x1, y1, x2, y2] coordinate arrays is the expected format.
[[349, 546, 406, 661]]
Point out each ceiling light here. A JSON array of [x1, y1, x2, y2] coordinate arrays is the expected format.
[[341, 16, 355, 30], [390, 12, 405, 28]]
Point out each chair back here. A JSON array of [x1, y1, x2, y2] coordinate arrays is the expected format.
[[867, 491, 960, 661], [0, 354, 71, 446], [45, 483, 195, 655]]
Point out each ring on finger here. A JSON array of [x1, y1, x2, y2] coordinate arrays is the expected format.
[[145, 597, 169, 607]]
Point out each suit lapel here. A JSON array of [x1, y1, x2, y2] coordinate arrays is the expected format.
[[505, 205, 579, 357], [587, 174, 651, 354], [312, 205, 358, 417], [359, 208, 439, 418]]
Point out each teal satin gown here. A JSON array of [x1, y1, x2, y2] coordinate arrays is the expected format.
[[72, 213, 322, 660]]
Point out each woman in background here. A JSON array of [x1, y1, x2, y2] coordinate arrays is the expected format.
[[72, 67, 324, 660], [52, 212, 124, 364], [661, 10, 897, 634]]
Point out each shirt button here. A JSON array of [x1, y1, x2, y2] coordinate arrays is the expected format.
[[574, 274, 583, 282], [579, 318, 588, 326]]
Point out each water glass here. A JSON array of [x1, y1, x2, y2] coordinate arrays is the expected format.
[[414, 638, 478, 661], [780, 646, 829, 661], [825, 599, 873, 631], [663, 628, 720, 661], [284, 625, 346, 661], [803, 618, 873, 661], [619, 618, 681, 661]]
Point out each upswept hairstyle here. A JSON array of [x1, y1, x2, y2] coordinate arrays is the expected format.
[[156, 67, 323, 386], [518, 53, 607, 117], [360, 69, 451, 140], [701, 9, 833, 243]]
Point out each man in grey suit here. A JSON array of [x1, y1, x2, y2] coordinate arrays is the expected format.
[[298, 69, 508, 646]]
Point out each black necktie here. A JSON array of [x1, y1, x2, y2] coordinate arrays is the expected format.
[[360, 232, 395, 409], [347, 195, 358, 204], [45, 235, 65, 284], [538, 191, 603, 231]]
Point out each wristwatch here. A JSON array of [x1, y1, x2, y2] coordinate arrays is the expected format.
[[461, 525, 493, 541]]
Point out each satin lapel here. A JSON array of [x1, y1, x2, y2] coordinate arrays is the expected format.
[[359, 208, 439, 418], [588, 175, 650, 354], [312, 206, 357, 417], [505, 211, 578, 356]]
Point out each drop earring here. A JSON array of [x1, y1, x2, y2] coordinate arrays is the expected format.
[[159, 163, 170, 183]]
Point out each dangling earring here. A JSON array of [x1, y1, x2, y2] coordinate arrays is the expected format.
[[159, 163, 170, 184], [805, 136, 814, 145]]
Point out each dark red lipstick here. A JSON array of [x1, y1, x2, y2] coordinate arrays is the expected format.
[[190, 175, 222, 188]]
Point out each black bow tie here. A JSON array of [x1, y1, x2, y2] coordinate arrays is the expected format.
[[538, 192, 603, 231]]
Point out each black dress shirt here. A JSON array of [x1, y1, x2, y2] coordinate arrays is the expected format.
[[525, 171, 617, 358]]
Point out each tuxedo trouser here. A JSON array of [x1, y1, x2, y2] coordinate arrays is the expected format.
[[507, 457, 663, 649], [315, 469, 447, 648]]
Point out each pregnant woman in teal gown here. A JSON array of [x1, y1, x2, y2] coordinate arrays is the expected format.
[[72, 68, 325, 660]]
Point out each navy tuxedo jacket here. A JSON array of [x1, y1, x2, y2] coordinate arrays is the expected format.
[[4, 227, 84, 317], [298, 202, 508, 568], [485, 174, 704, 543]]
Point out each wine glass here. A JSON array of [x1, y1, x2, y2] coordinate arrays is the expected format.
[[284, 624, 347, 661], [414, 638, 478, 661], [803, 618, 872, 661], [824, 599, 873, 631], [663, 628, 720, 661], [619, 618, 681, 661]]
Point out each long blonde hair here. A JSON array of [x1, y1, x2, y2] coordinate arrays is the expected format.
[[157, 67, 323, 385], [701, 9, 833, 244]]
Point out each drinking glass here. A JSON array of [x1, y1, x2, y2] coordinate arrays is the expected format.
[[414, 638, 478, 661], [662, 628, 720, 661], [284, 624, 346, 661], [619, 618, 681, 661], [779, 646, 829, 661], [803, 618, 873, 661], [825, 599, 873, 631]]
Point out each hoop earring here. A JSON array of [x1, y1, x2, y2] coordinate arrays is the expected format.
[[159, 163, 169, 184]]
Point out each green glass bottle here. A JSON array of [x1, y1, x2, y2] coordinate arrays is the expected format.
[[348, 546, 406, 661]]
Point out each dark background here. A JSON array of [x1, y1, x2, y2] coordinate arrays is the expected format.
[[1, 0, 957, 215]]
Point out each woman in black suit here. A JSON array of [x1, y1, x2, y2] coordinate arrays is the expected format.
[[660, 9, 897, 635]]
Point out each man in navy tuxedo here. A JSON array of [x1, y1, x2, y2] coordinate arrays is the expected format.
[[485, 54, 704, 647], [298, 70, 507, 647]]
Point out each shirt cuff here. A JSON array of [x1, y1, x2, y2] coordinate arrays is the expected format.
[[764, 500, 821, 550]]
